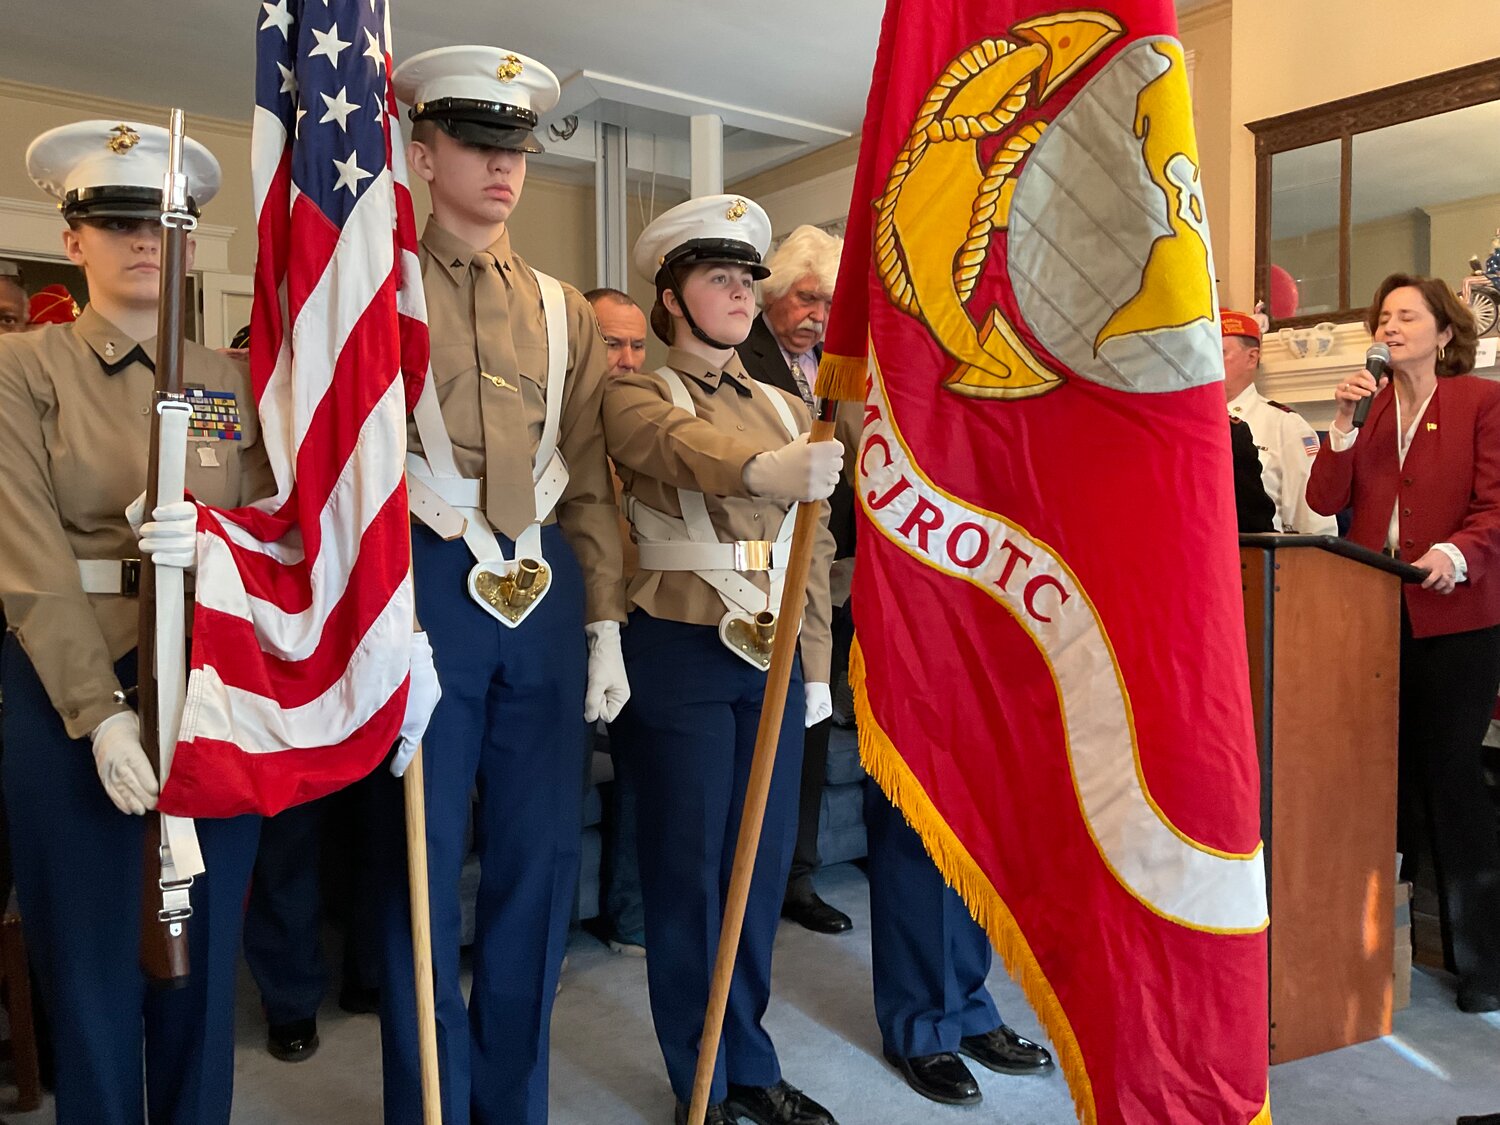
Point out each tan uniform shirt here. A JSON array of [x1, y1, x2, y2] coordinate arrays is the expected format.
[[604, 347, 835, 682], [0, 306, 274, 738], [409, 220, 624, 623]]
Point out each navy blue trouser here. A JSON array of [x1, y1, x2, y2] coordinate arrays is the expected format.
[[864, 781, 1000, 1059], [1, 636, 259, 1125], [370, 524, 587, 1125], [244, 798, 328, 1026], [600, 724, 646, 944], [610, 611, 805, 1105], [244, 788, 381, 1026]]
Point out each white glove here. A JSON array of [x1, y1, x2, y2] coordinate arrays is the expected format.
[[390, 631, 441, 778], [804, 682, 833, 728], [743, 434, 844, 503], [128, 492, 198, 570], [584, 620, 631, 724], [89, 711, 159, 815]]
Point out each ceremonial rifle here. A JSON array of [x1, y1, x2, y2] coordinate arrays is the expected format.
[[137, 109, 198, 986]]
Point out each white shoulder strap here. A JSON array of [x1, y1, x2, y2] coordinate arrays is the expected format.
[[755, 380, 802, 442], [411, 362, 459, 479], [406, 270, 572, 563], [533, 270, 568, 481], [644, 366, 797, 616], [656, 367, 721, 547]]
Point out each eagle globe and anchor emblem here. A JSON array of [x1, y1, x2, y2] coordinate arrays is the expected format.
[[858, 14, 1268, 935], [878, 10, 1223, 401]]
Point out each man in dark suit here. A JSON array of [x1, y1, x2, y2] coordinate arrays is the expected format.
[[1231, 416, 1276, 533], [735, 224, 856, 936]]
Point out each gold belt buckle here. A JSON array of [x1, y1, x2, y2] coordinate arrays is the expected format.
[[471, 557, 551, 624], [733, 540, 773, 572], [722, 610, 778, 670]]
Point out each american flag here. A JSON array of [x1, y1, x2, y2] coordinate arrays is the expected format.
[[156, 0, 429, 818]]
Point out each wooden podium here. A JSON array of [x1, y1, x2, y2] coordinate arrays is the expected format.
[[1239, 534, 1423, 1064]]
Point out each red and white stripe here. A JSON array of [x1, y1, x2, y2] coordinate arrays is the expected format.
[[158, 13, 428, 819]]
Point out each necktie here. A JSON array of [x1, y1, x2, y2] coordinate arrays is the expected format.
[[472, 251, 536, 539], [787, 353, 814, 408]]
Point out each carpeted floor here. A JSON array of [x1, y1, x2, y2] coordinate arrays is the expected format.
[[6, 862, 1499, 1123]]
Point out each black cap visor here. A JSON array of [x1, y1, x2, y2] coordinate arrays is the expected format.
[[63, 186, 200, 222], [413, 98, 544, 154], [659, 238, 770, 281]]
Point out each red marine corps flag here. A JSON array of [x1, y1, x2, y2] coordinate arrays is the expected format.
[[819, 0, 1272, 1121]]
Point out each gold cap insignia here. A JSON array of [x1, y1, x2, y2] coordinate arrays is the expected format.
[[726, 198, 749, 222], [107, 124, 140, 155], [496, 54, 524, 82]]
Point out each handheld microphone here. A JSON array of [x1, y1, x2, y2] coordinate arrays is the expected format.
[[1352, 343, 1392, 429]]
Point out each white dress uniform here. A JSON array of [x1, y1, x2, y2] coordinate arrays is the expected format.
[[1228, 383, 1337, 535]]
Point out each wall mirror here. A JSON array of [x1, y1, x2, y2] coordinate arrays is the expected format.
[[1250, 59, 1500, 329]]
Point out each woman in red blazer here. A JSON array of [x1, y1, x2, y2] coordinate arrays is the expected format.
[[1308, 273, 1500, 1014]]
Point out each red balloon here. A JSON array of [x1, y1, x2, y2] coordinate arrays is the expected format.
[[1268, 264, 1299, 319]]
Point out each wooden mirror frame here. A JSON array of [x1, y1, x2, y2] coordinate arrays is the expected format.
[[1248, 58, 1500, 329]]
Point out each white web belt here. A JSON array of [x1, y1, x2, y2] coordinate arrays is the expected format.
[[629, 367, 799, 620]]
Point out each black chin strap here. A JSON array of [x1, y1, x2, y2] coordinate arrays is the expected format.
[[665, 263, 739, 351]]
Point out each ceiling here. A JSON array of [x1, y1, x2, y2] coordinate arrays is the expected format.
[[1, 0, 1222, 180]]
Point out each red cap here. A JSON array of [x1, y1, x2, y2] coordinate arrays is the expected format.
[[1219, 307, 1260, 343], [28, 284, 79, 326]]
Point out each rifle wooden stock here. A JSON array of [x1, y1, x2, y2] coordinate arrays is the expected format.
[[137, 137, 193, 988]]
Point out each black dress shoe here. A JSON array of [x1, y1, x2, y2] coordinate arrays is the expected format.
[[959, 1024, 1054, 1075], [781, 892, 852, 935], [726, 1079, 839, 1124], [673, 1101, 732, 1125], [267, 1017, 319, 1062], [882, 1049, 980, 1106], [1457, 982, 1500, 1013], [338, 983, 380, 1015], [1458, 1115, 1500, 1124]]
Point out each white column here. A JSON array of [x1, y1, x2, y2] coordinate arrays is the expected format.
[[594, 121, 629, 291], [690, 113, 724, 198]]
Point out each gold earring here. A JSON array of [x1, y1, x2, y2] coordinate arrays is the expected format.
[[1439, 343, 1447, 361]]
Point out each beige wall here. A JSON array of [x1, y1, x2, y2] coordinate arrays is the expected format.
[[1180, 2, 1233, 285], [1224, 0, 1500, 309]]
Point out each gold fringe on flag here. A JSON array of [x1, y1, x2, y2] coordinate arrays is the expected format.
[[848, 637, 1099, 1125], [815, 351, 870, 403], [850, 635, 1274, 1125]]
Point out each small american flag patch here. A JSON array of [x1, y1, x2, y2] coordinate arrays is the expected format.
[[1302, 434, 1320, 457]]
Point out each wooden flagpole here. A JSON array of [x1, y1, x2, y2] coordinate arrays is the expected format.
[[687, 375, 862, 1124], [403, 517, 441, 1124], [403, 747, 443, 1125]]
